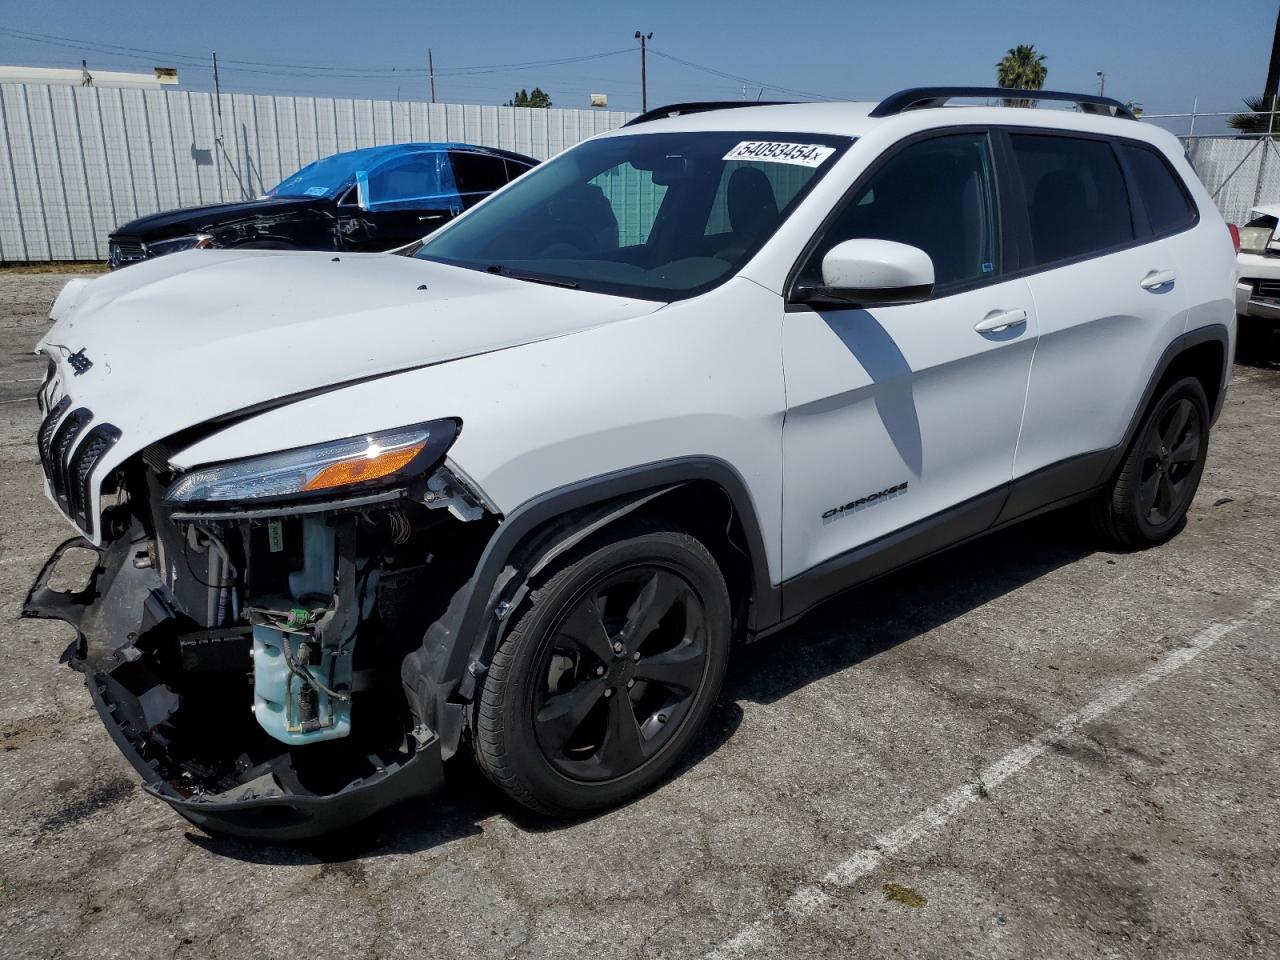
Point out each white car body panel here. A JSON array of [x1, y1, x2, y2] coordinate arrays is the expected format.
[[35, 98, 1235, 587], [780, 278, 1037, 579], [38, 249, 661, 543], [1165, 153, 1238, 343], [1013, 241, 1190, 477], [1237, 251, 1280, 280], [1013, 133, 1233, 478], [173, 277, 790, 582]]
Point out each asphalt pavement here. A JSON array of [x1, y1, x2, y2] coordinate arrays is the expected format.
[[2, 270, 1278, 959]]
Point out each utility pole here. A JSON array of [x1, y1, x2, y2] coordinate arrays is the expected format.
[[212, 51, 222, 117], [1096, 71, 1106, 96], [428, 48, 436, 103], [212, 50, 223, 145], [635, 31, 652, 112]]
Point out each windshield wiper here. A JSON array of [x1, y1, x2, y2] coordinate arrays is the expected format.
[[485, 265, 579, 289]]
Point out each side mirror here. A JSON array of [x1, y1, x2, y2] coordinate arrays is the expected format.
[[794, 239, 934, 307], [354, 170, 370, 211]]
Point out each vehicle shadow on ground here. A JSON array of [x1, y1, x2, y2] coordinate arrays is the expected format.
[[1235, 333, 1280, 370], [189, 510, 1098, 866]]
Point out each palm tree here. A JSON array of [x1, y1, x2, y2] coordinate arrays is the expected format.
[[1228, 95, 1280, 138], [996, 44, 1047, 108]]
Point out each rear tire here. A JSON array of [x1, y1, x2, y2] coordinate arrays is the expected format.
[[1091, 376, 1210, 549], [472, 523, 730, 816]]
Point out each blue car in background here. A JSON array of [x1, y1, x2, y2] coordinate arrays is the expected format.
[[106, 142, 538, 267]]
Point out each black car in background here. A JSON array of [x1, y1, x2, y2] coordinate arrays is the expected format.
[[107, 142, 538, 267]]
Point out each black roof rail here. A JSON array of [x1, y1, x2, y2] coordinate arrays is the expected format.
[[624, 100, 795, 127], [869, 86, 1135, 120]]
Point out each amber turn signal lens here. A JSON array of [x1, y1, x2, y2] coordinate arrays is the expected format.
[[301, 442, 424, 492]]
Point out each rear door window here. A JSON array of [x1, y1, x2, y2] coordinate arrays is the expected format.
[[364, 152, 453, 210], [1119, 143, 1198, 236], [504, 159, 536, 182], [1008, 134, 1133, 266], [450, 151, 510, 196]]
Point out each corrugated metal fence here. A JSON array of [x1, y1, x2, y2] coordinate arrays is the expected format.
[[0, 82, 634, 262], [5, 80, 1280, 262]]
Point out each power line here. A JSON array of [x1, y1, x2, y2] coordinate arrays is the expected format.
[[0, 25, 848, 110], [646, 48, 840, 102], [0, 26, 632, 80]]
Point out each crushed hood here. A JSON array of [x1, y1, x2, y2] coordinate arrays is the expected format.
[[40, 248, 662, 457]]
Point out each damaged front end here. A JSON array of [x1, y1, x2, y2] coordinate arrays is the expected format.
[[24, 418, 496, 840]]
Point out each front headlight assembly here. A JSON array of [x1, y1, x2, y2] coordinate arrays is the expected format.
[[146, 234, 214, 258], [165, 420, 459, 506]]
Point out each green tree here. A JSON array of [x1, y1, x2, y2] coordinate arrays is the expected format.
[[506, 87, 552, 108], [996, 44, 1047, 108], [1228, 95, 1280, 138]]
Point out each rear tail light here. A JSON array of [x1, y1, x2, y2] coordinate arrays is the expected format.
[[1229, 223, 1241, 253]]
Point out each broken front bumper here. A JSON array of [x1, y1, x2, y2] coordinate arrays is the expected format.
[[22, 533, 444, 841]]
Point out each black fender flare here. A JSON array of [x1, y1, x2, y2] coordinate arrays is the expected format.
[[1098, 322, 1231, 483], [414, 456, 779, 757]]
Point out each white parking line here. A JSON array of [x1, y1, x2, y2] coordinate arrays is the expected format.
[[706, 592, 1280, 959]]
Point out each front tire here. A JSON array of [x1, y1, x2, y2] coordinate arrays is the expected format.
[[472, 523, 731, 816], [1092, 376, 1210, 549]]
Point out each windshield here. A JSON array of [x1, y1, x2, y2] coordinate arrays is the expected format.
[[268, 153, 361, 199], [414, 130, 851, 300]]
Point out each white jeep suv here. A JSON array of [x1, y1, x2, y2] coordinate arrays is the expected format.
[[25, 87, 1236, 839]]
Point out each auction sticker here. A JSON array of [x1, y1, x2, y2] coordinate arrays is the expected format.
[[723, 141, 835, 167]]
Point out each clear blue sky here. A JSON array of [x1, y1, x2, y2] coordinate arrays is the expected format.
[[1, 0, 1275, 132]]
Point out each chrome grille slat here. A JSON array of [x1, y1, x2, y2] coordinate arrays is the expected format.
[[36, 397, 122, 537], [49, 408, 92, 507], [37, 396, 71, 475], [1256, 279, 1280, 300], [68, 424, 122, 532], [108, 238, 147, 268]]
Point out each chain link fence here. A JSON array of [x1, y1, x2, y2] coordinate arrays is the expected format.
[[1183, 135, 1280, 226]]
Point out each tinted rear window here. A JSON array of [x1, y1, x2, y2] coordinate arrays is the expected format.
[[1120, 143, 1197, 236], [451, 152, 509, 195], [1010, 134, 1133, 266]]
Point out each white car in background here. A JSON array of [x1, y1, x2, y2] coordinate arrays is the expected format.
[[1235, 204, 1280, 348]]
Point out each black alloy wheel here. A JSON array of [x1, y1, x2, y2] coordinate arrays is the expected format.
[[1136, 397, 1202, 526], [472, 524, 730, 815], [1093, 375, 1210, 549], [532, 566, 708, 782]]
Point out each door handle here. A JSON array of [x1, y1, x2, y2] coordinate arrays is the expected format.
[[1140, 269, 1176, 290], [419, 214, 446, 222], [974, 308, 1028, 334]]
